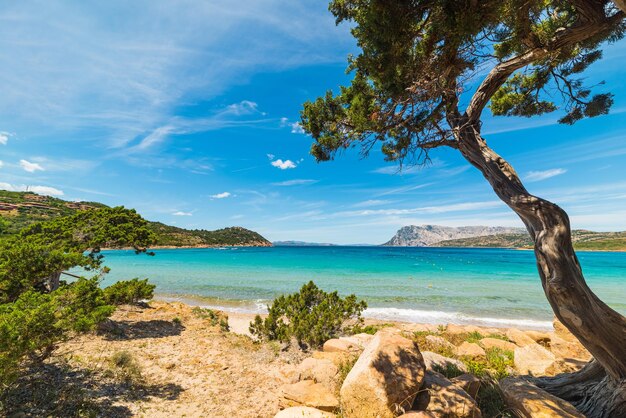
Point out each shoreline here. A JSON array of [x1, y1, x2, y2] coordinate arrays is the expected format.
[[154, 295, 555, 333]]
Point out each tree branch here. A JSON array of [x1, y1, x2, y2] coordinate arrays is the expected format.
[[465, 10, 624, 123]]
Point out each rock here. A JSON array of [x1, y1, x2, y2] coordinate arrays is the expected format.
[[514, 344, 556, 376], [340, 329, 425, 418], [312, 351, 350, 366], [274, 406, 335, 418], [413, 371, 482, 418], [455, 342, 485, 358], [398, 412, 436, 418], [421, 351, 467, 373], [506, 328, 536, 347], [549, 334, 591, 362], [280, 380, 339, 412], [425, 335, 456, 352], [499, 377, 584, 417], [525, 330, 551, 344], [445, 324, 482, 336], [339, 333, 375, 349], [553, 318, 578, 343], [479, 337, 517, 352], [451, 374, 481, 399], [297, 358, 339, 390], [323, 338, 359, 353]]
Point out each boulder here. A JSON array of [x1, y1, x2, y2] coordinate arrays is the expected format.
[[398, 412, 436, 418], [297, 358, 339, 390], [421, 351, 467, 373], [274, 406, 335, 418], [549, 334, 590, 362], [280, 380, 339, 412], [499, 377, 584, 417], [525, 330, 551, 344], [340, 329, 425, 418], [312, 350, 351, 366], [323, 338, 359, 353], [340, 333, 374, 349], [479, 337, 517, 352], [425, 335, 456, 352], [445, 324, 482, 335], [506, 328, 535, 347], [553, 318, 578, 343], [413, 371, 482, 418], [514, 344, 556, 376], [455, 342, 485, 358], [451, 374, 481, 399]]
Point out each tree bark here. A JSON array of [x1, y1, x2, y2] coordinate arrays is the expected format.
[[453, 119, 626, 416]]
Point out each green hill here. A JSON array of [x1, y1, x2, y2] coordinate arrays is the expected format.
[[0, 190, 271, 247], [435, 230, 626, 251]]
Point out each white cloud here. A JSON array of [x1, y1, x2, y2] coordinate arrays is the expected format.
[[525, 168, 567, 182], [290, 122, 305, 134], [226, 100, 260, 116], [210, 192, 231, 199], [0, 182, 63, 196], [266, 153, 275, 160], [19, 159, 44, 172], [172, 211, 192, 216], [271, 159, 297, 169], [0, 132, 8, 145], [272, 179, 317, 186], [0, 161, 3, 168]]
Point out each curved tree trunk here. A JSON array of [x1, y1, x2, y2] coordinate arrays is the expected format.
[[453, 119, 626, 417]]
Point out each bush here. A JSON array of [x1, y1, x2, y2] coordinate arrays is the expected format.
[[249, 281, 367, 348], [191, 307, 229, 332], [0, 278, 114, 388], [103, 278, 155, 305]]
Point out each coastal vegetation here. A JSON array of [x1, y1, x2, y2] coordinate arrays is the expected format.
[[0, 191, 272, 247], [249, 281, 367, 348], [301, 0, 626, 414], [0, 208, 156, 388]]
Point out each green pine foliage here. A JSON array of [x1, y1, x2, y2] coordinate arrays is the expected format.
[[0, 207, 157, 389], [249, 281, 367, 348], [103, 278, 156, 306]]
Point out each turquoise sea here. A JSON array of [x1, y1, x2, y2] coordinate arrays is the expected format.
[[95, 247, 626, 330]]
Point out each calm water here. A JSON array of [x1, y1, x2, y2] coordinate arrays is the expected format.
[[93, 247, 626, 330]]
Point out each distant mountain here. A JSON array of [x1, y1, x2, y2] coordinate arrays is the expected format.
[[0, 190, 272, 248], [383, 225, 525, 247], [384, 224, 626, 251], [273, 240, 336, 246]]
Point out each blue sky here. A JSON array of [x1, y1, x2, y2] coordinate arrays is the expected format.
[[1, 1, 626, 244]]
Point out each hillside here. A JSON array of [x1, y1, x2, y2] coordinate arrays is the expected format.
[[383, 225, 525, 247], [0, 191, 272, 247], [383, 224, 626, 251]]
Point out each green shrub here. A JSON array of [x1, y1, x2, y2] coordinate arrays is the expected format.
[[351, 323, 393, 335], [103, 278, 155, 305], [249, 281, 367, 348], [460, 348, 514, 379], [108, 351, 143, 385], [192, 307, 230, 332]]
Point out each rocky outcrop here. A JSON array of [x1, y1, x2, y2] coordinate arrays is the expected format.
[[506, 328, 536, 347], [323, 338, 360, 353], [340, 329, 425, 418], [425, 335, 456, 352], [279, 380, 339, 412], [514, 344, 556, 375], [421, 351, 467, 374], [478, 337, 517, 352], [413, 371, 482, 418], [499, 377, 584, 417], [455, 342, 486, 358], [383, 225, 524, 247], [451, 374, 481, 399], [274, 406, 335, 418], [297, 358, 339, 391]]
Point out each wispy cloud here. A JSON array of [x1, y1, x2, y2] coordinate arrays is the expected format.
[[352, 199, 394, 208], [525, 168, 567, 182], [0, 161, 3, 168], [271, 179, 317, 186], [172, 211, 192, 216], [19, 159, 44, 172], [0, 182, 63, 196], [0, 132, 9, 145], [210, 192, 231, 199], [271, 159, 297, 170]]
